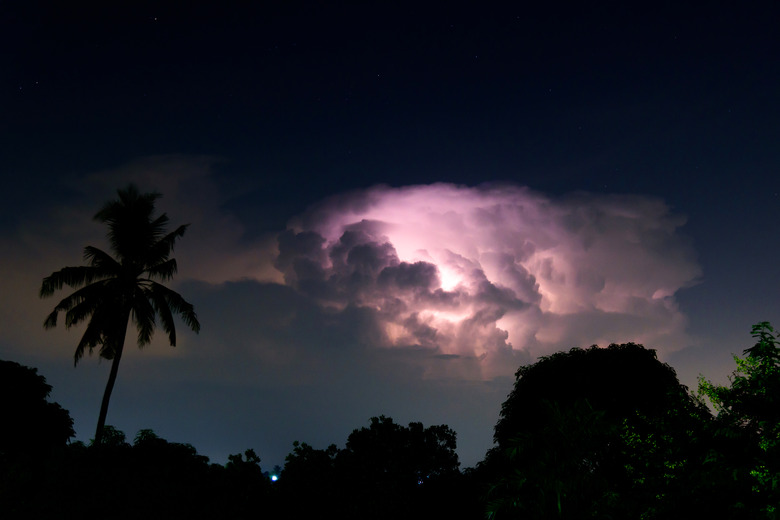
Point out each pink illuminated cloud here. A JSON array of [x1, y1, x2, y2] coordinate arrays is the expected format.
[[276, 183, 701, 379]]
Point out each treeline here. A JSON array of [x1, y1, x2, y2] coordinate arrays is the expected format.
[[1, 425, 272, 519], [0, 360, 475, 520], [2, 322, 779, 519]]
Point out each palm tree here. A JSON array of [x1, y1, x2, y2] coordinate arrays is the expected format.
[[40, 184, 200, 444]]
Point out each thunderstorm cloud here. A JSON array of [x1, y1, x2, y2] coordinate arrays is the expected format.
[[274, 183, 701, 380]]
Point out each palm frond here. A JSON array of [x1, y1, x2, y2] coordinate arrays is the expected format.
[[83, 246, 122, 271], [44, 309, 60, 329], [131, 291, 157, 347], [144, 224, 188, 267], [74, 317, 107, 365], [98, 338, 117, 360], [94, 185, 160, 224], [149, 213, 171, 241], [149, 282, 200, 334], [43, 281, 111, 329], [40, 265, 109, 297], [148, 284, 178, 345], [145, 258, 178, 281], [64, 297, 104, 329], [94, 185, 162, 261]]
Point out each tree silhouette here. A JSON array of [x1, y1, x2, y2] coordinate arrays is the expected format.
[[40, 184, 200, 444], [279, 441, 340, 516], [698, 322, 780, 517], [279, 416, 466, 520], [484, 343, 709, 519], [0, 359, 74, 460], [339, 415, 460, 486], [337, 416, 462, 520]]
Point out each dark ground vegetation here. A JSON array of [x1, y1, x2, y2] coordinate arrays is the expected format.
[[2, 322, 778, 519]]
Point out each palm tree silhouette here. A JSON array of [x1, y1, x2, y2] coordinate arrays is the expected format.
[[40, 184, 200, 444]]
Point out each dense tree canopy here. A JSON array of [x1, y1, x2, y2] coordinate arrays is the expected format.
[[280, 415, 470, 520], [341, 415, 460, 483], [0, 360, 74, 459], [699, 322, 780, 518], [492, 343, 701, 448], [484, 343, 709, 519]]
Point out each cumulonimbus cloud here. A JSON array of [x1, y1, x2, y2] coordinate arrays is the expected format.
[[274, 183, 702, 380]]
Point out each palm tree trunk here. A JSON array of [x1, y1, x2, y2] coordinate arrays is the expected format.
[[94, 315, 129, 445]]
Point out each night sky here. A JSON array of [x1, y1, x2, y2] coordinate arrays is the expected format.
[[2, 2, 779, 469]]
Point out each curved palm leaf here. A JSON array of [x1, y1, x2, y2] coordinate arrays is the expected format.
[[40, 265, 113, 297], [149, 282, 200, 334], [146, 224, 188, 264], [83, 246, 122, 270], [148, 284, 178, 346], [145, 258, 178, 281], [44, 281, 107, 328], [131, 290, 157, 347], [74, 312, 110, 364]]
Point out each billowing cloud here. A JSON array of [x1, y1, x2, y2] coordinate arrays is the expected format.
[[275, 183, 701, 380]]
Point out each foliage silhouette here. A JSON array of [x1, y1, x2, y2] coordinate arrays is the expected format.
[[279, 416, 471, 520], [0, 360, 75, 519], [338, 415, 461, 519], [0, 359, 74, 460], [698, 321, 780, 518], [91, 424, 130, 448], [2, 422, 276, 520], [341, 415, 460, 483], [221, 448, 276, 518], [484, 343, 709, 519], [279, 440, 341, 515], [40, 184, 200, 444], [10, 327, 780, 518]]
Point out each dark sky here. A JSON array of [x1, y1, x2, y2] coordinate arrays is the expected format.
[[1, 1, 779, 469]]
